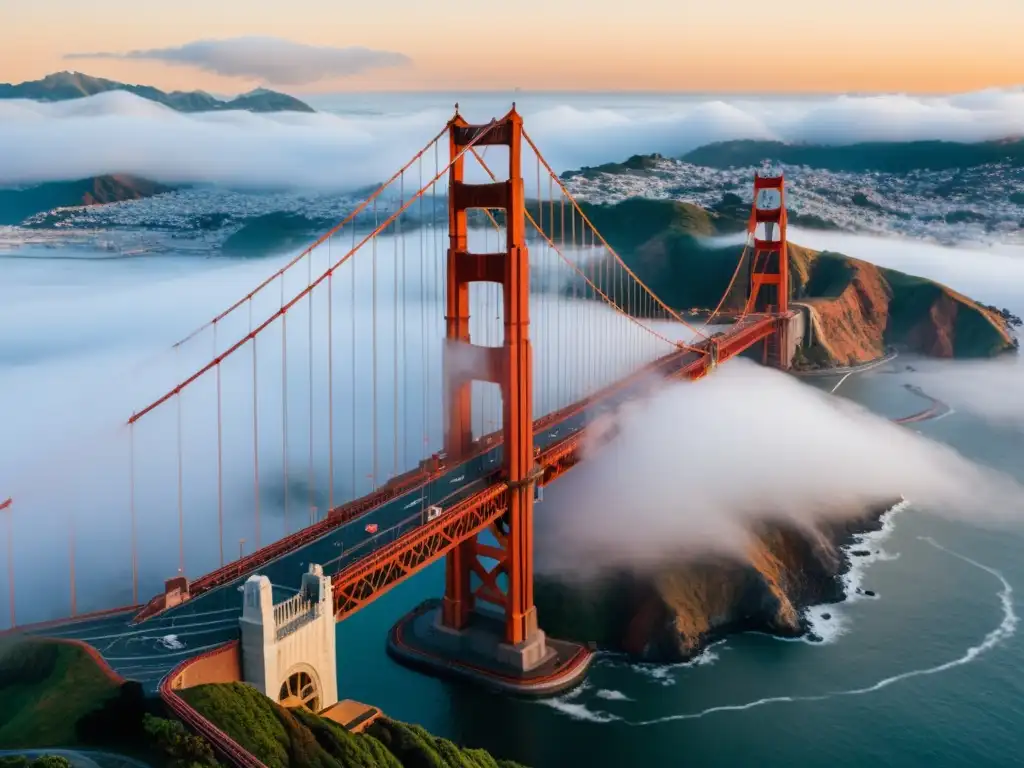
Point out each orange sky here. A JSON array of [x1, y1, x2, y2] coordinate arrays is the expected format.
[[2, 0, 1021, 94]]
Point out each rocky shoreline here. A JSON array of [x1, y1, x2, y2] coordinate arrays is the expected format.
[[534, 500, 901, 664]]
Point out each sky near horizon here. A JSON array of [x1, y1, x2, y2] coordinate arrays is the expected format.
[[1, 0, 1021, 94]]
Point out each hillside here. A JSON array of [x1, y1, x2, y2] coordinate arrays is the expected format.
[[681, 138, 1024, 173], [0, 640, 120, 748], [180, 682, 526, 768], [788, 247, 1018, 366], [0, 72, 315, 113], [539, 197, 1018, 365], [0, 175, 176, 225]]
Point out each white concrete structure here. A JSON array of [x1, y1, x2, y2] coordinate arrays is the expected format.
[[239, 563, 338, 712]]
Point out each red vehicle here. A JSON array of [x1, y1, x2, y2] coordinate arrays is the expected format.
[[365, 523, 379, 534]]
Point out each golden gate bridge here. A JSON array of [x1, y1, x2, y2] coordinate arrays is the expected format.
[[0, 106, 796, 755]]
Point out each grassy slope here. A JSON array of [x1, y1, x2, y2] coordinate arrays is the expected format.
[[0, 641, 120, 748], [181, 682, 526, 768]]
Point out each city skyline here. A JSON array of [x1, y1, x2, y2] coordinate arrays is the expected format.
[[2, 0, 1022, 95]]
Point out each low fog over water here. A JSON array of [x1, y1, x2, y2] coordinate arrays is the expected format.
[[6, 88, 1024, 189]]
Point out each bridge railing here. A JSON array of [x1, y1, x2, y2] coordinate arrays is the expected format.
[[160, 641, 266, 768]]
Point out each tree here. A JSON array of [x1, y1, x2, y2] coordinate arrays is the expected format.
[[29, 758, 71, 768], [142, 714, 219, 768]]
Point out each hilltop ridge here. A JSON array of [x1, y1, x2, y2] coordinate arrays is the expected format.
[[681, 138, 1024, 173], [543, 197, 1019, 365], [0, 71, 315, 113]]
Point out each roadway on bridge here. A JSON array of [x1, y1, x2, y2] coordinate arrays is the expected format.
[[21, 347, 692, 688]]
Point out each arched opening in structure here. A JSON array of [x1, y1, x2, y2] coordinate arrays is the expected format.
[[278, 668, 321, 711]]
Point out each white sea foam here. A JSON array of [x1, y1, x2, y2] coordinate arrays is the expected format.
[[620, 536, 1017, 725], [539, 534, 1016, 725], [625, 641, 725, 687], [798, 498, 909, 645], [541, 681, 622, 723], [157, 634, 185, 650], [594, 689, 633, 702]]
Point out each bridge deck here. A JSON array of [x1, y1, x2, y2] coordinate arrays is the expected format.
[[19, 315, 777, 689]]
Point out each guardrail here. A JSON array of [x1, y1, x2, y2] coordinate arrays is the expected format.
[[159, 641, 266, 768]]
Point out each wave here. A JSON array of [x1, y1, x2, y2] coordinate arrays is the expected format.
[[539, 534, 1017, 725]]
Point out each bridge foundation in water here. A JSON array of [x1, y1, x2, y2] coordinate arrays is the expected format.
[[387, 598, 593, 697], [385, 107, 593, 696]]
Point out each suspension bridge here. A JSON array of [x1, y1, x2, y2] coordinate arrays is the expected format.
[[0, 107, 801, 750]]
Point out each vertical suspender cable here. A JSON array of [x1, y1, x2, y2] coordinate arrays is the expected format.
[[570, 203, 577, 401], [420, 157, 428, 456], [252, 334, 261, 548], [129, 421, 138, 604], [401, 171, 408, 472], [558, 180, 564, 411], [69, 506, 77, 616], [328, 244, 335, 512], [282, 286, 289, 535], [351, 221, 357, 499], [215, 324, 224, 568], [536, 156, 543, 417], [372, 198, 379, 491], [177, 391, 184, 576], [308, 252, 315, 525], [3, 500, 13, 628], [394, 180, 401, 477], [434, 142, 442, 452]]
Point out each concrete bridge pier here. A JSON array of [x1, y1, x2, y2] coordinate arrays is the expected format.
[[240, 564, 338, 712], [772, 311, 807, 369]]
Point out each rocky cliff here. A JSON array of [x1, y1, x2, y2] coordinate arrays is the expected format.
[[788, 244, 1018, 367], [534, 502, 894, 662]]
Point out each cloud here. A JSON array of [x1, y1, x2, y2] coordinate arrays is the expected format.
[[535, 359, 1024, 578], [5, 87, 1024, 190], [66, 36, 411, 86]]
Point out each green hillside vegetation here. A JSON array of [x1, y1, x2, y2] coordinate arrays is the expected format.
[[0, 640, 120, 748], [525, 196, 745, 310], [681, 138, 1024, 173], [0, 639, 225, 766], [180, 682, 527, 768], [0, 757, 72, 768], [0, 72, 315, 113]]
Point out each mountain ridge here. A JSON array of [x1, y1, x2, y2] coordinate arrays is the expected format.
[[0, 71, 315, 113], [680, 138, 1024, 173]]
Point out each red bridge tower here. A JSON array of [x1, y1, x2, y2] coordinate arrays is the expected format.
[[441, 106, 540, 648], [387, 107, 592, 694], [744, 171, 793, 366]]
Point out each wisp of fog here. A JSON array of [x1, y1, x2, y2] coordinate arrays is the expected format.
[[536, 358, 1024, 578]]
